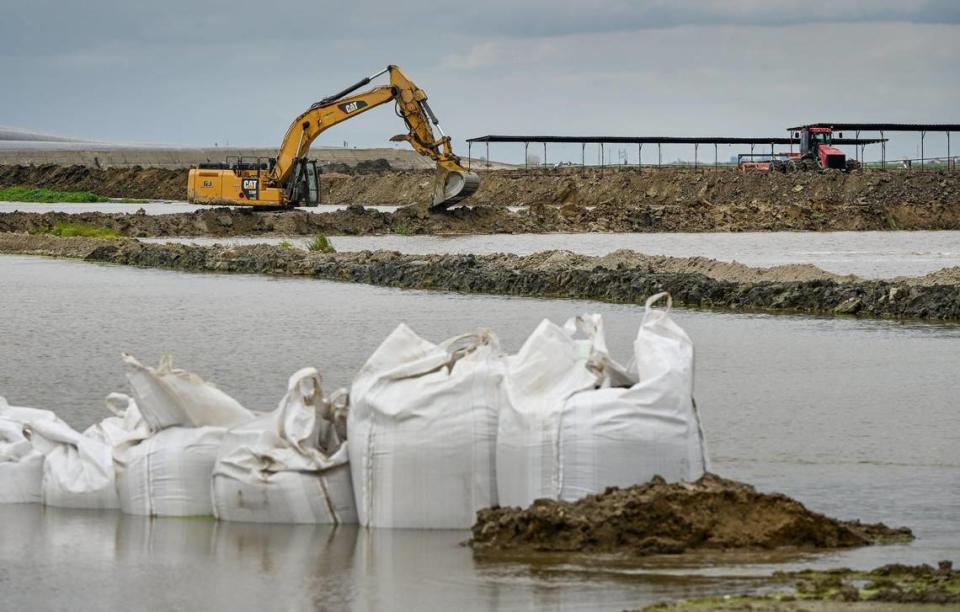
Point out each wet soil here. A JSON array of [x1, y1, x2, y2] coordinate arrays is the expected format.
[[469, 474, 912, 557], [1, 165, 958, 233], [1, 234, 957, 321], [645, 561, 960, 609]]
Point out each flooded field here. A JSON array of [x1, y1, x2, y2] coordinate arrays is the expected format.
[[0, 254, 957, 610], [143, 230, 960, 278]]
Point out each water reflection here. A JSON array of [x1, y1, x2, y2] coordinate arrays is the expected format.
[[0, 505, 756, 611]]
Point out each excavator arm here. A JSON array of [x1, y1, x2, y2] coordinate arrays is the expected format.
[[270, 65, 479, 209]]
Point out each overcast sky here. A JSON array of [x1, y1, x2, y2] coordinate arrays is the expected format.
[[1, 0, 957, 161]]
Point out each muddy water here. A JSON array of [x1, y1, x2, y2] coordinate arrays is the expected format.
[[0, 255, 958, 610], [143, 230, 960, 278]]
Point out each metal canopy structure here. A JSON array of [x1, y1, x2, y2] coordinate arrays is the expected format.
[[787, 123, 960, 132], [786, 123, 957, 169], [467, 135, 883, 145], [465, 134, 886, 171]]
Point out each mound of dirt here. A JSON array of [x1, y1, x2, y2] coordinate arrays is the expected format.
[[0, 164, 187, 200], [901, 265, 960, 287], [2, 165, 958, 232], [469, 474, 913, 556], [320, 158, 393, 175]]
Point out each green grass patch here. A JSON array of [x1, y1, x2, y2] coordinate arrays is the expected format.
[[0, 186, 110, 203], [308, 234, 335, 253], [278, 240, 293, 249], [393, 223, 413, 236], [37, 222, 121, 240]]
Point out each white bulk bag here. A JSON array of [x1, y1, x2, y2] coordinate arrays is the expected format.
[[212, 367, 356, 524], [122, 353, 252, 431], [497, 314, 636, 508], [29, 418, 120, 509], [558, 294, 708, 500], [349, 324, 505, 529], [0, 417, 44, 504], [117, 425, 225, 517], [497, 294, 708, 507], [0, 396, 63, 505]]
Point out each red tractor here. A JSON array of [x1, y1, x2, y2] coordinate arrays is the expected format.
[[770, 126, 860, 172]]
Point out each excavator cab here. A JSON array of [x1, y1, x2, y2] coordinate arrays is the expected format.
[[285, 159, 320, 207], [800, 127, 833, 157]]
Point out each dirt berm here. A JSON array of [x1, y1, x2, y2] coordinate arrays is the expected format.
[[469, 474, 912, 557], [2, 234, 958, 321], [2, 165, 958, 232]]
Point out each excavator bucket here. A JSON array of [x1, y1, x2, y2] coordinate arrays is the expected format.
[[430, 168, 481, 210]]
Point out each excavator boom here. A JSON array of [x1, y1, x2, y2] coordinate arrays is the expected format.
[[187, 66, 478, 210]]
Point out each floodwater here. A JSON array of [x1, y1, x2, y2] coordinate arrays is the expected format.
[[144, 230, 960, 278], [0, 201, 401, 214], [0, 255, 958, 611]]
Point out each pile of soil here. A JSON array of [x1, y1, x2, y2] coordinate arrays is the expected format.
[[0, 164, 185, 200], [321, 166, 960, 210], [1, 165, 958, 232], [320, 158, 393, 174], [2, 234, 958, 321], [469, 474, 913, 556]]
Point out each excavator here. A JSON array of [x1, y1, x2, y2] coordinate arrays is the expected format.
[[186, 65, 480, 210]]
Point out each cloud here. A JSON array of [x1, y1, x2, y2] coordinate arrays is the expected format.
[[3, 0, 958, 56], [0, 1, 955, 161]]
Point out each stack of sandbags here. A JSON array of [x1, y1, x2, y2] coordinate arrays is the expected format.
[[349, 325, 505, 528], [117, 354, 253, 517], [497, 293, 709, 507], [1, 394, 149, 509], [212, 367, 356, 524]]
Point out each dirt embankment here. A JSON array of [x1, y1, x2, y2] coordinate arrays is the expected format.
[[2, 234, 957, 321], [469, 474, 912, 556], [1, 165, 958, 232], [0, 164, 186, 200]]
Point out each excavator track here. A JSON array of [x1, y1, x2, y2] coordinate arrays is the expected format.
[[431, 169, 481, 210]]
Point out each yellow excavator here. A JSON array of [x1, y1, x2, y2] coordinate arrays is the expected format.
[[186, 65, 479, 210]]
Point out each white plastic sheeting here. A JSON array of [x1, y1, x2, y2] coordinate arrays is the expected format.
[[497, 294, 708, 507], [117, 425, 226, 516], [349, 325, 505, 529], [212, 368, 356, 524], [122, 354, 252, 431]]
